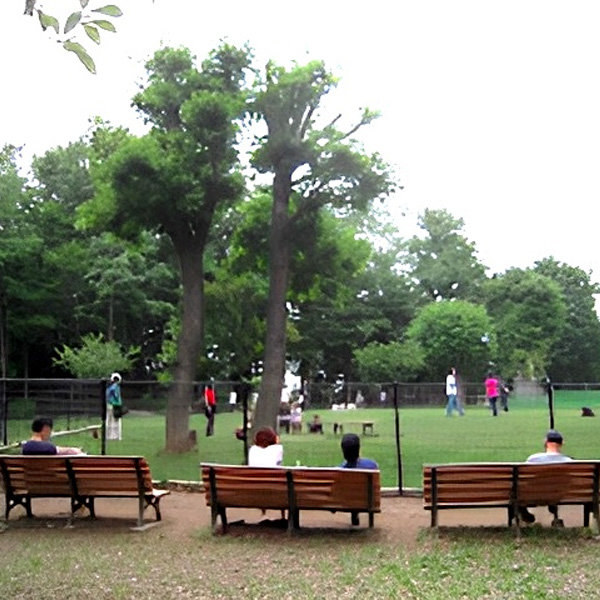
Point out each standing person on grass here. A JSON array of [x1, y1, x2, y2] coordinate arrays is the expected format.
[[204, 382, 217, 437], [485, 372, 500, 416], [445, 367, 464, 416], [106, 372, 125, 440]]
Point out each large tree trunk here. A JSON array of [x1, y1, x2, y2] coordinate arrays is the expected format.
[[255, 169, 292, 431], [165, 230, 206, 452]]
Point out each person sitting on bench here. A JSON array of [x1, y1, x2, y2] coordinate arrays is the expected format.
[[338, 433, 378, 526], [519, 429, 572, 527], [22, 417, 83, 455], [308, 414, 324, 434]]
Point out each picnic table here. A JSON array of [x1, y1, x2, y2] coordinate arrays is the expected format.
[[332, 421, 376, 436]]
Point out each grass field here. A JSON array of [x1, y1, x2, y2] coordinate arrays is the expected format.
[[5, 390, 600, 489]]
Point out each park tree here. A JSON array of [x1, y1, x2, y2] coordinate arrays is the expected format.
[[22, 1, 123, 73], [53, 332, 138, 378], [79, 45, 252, 451], [406, 300, 496, 381], [483, 268, 567, 379], [251, 60, 396, 429], [353, 339, 425, 382], [534, 258, 600, 382], [406, 208, 487, 301]]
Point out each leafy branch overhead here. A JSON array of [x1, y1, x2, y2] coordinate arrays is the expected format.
[[24, 1, 123, 74]]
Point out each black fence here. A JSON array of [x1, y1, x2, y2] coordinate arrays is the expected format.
[[1, 376, 551, 447]]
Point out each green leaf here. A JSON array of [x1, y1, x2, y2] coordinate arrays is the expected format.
[[84, 24, 101, 45], [80, 0, 90, 8], [63, 41, 96, 74], [91, 5, 123, 17], [91, 19, 117, 32], [37, 11, 59, 35], [64, 11, 82, 34]]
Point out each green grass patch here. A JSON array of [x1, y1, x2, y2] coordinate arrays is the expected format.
[[6, 389, 600, 489], [1, 523, 600, 598]]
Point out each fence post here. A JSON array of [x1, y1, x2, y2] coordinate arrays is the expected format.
[[393, 382, 403, 495], [0, 378, 6, 446], [546, 377, 555, 430], [100, 379, 107, 455], [242, 388, 249, 465]]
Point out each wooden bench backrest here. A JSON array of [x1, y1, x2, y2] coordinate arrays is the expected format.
[[201, 464, 380, 511], [201, 465, 290, 509], [517, 462, 595, 504], [0, 455, 155, 496], [292, 468, 381, 510], [0, 456, 72, 495], [423, 461, 599, 507], [423, 464, 514, 505], [69, 457, 154, 494]]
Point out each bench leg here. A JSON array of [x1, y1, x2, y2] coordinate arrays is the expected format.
[[211, 505, 227, 534], [368, 511, 374, 528], [6, 495, 33, 519], [287, 509, 300, 532]]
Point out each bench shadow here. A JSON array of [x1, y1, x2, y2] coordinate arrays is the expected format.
[[216, 519, 381, 540]]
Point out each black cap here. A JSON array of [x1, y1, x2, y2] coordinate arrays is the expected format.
[[546, 429, 563, 444]]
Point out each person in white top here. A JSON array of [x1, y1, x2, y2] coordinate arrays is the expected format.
[[445, 367, 464, 416], [248, 427, 283, 467]]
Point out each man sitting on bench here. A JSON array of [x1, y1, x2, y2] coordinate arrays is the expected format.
[[22, 417, 83, 456], [339, 433, 378, 526], [519, 429, 572, 527]]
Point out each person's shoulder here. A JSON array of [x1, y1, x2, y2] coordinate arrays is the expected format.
[[22, 440, 57, 455], [357, 457, 379, 469]]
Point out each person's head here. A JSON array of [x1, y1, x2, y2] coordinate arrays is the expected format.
[[341, 433, 361, 465], [545, 429, 564, 450], [253, 426, 279, 448], [110, 372, 122, 383], [448, 367, 456, 376], [31, 417, 53, 439]]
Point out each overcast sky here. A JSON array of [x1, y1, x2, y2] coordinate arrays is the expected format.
[[3, 1, 600, 284]]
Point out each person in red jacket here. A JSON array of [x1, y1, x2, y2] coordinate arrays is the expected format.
[[204, 383, 216, 437]]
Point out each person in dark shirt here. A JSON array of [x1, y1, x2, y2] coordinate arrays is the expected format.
[[339, 433, 379, 469], [21, 417, 83, 455], [338, 433, 379, 527]]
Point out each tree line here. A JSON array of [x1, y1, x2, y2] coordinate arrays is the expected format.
[[2, 44, 599, 450]]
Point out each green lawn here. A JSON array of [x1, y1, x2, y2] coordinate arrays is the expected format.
[[7, 390, 600, 489]]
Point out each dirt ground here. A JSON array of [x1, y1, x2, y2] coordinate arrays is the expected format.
[[0, 490, 588, 544]]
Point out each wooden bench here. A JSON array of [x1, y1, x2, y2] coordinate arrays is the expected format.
[[201, 463, 381, 534], [423, 461, 600, 528], [0, 455, 170, 527]]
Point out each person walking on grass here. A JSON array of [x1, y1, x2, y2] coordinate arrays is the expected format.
[[485, 372, 500, 416], [445, 367, 464, 417], [519, 429, 572, 527], [204, 382, 216, 437]]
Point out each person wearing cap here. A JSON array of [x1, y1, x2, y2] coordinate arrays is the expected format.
[[519, 429, 572, 526], [106, 372, 124, 441]]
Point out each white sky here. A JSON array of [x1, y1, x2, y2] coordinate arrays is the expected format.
[[3, 0, 600, 283]]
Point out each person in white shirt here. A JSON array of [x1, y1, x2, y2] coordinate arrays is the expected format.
[[248, 427, 283, 467], [445, 367, 464, 416]]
